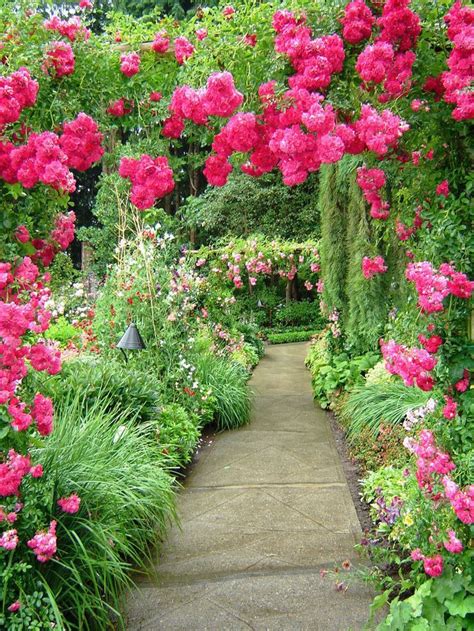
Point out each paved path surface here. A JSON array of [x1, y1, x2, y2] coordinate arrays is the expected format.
[[127, 343, 374, 630]]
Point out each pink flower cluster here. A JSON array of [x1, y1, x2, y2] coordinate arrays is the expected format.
[[120, 52, 140, 77], [152, 31, 170, 53], [44, 15, 90, 42], [43, 41, 75, 78], [119, 154, 174, 209], [0, 451, 32, 497], [356, 166, 389, 219], [27, 520, 57, 562], [51, 211, 76, 250], [395, 206, 424, 241], [377, 0, 421, 52], [443, 476, 474, 524], [417, 334, 443, 354], [0, 529, 19, 551], [0, 132, 75, 193], [381, 339, 437, 391], [355, 104, 409, 156], [57, 493, 81, 514], [273, 10, 345, 92], [0, 68, 38, 129], [362, 255, 387, 278], [356, 42, 415, 101], [442, 396, 457, 420], [174, 36, 195, 65], [59, 113, 104, 171], [442, 2, 474, 121], [341, 0, 374, 45], [107, 98, 133, 117], [164, 71, 243, 144], [404, 429, 455, 491], [406, 261, 474, 313]]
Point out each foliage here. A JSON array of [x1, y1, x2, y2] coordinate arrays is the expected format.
[[306, 334, 379, 408], [343, 383, 432, 440], [273, 300, 322, 328], [157, 404, 201, 467], [31, 355, 161, 425], [195, 352, 251, 431], [180, 171, 320, 245], [44, 317, 80, 348], [267, 329, 318, 344]]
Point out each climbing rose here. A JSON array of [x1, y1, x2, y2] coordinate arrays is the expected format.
[[203, 154, 232, 186], [7, 601, 21, 613], [196, 28, 208, 41], [60, 113, 104, 171], [444, 530, 463, 554], [362, 256, 387, 278], [355, 104, 409, 155], [119, 155, 174, 209], [52, 211, 76, 250], [120, 52, 140, 77], [27, 520, 57, 562], [44, 15, 90, 41], [152, 31, 169, 53], [455, 369, 470, 392], [417, 334, 443, 354], [29, 342, 61, 375], [174, 37, 194, 65], [31, 393, 54, 436], [107, 98, 133, 117], [436, 180, 449, 197], [162, 115, 185, 138], [356, 166, 389, 219], [43, 41, 75, 77], [377, 0, 421, 52], [341, 0, 374, 44], [423, 555, 443, 578], [57, 493, 81, 514], [150, 91, 162, 102], [442, 396, 457, 420], [15, 225, 30, 243], [381, 340, 437, 390], [79, 0, 93, 8], [0, 68, 39, 129], [203, 72, 243, 117], [0, 529, 19, 550], [223, 6, 235, 18], [0, 450, 31, 497]]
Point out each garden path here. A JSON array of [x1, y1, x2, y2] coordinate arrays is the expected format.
[[127, 343, 374, 630]]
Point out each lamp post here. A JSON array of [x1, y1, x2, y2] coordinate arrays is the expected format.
[[117, 323, 145, 361]]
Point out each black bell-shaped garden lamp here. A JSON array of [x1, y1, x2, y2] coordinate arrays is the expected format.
[[117, 323, 145, 361]]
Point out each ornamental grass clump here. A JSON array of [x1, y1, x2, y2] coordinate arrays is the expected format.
[[195, 353, 251, 431]]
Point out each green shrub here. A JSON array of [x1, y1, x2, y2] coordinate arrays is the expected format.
[[195, 353, 251, 430], [273, 300, 322, 328], [231, 343, 260, 370], [2, 397, 176, 630], [32, 356, 161, 425], [268, 329, 318, 344], [157, 404, 201, 467], [45, 316, 80, 348]]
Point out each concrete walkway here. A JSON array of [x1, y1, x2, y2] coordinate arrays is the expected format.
[[127, 343, 374, 630]]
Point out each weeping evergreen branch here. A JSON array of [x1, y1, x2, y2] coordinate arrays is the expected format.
[[319, 163, 349, 314]]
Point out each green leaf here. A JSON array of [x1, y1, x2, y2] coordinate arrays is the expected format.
[[446, 594, 474, 618]]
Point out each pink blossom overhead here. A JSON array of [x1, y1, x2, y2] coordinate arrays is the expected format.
[[0, 68, 38, 129], [362, 256, 387, 278], [341, 0, 375, 44], [43, 41, 75, 78], [174, 36, 194, 65], [44, 15, 90, 41], [60, 113, 104, 171], [120, 52, 140, 77], [119, 154, 174, 209]]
